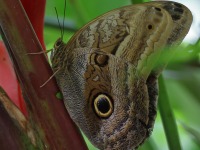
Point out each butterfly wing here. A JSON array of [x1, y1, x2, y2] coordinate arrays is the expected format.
[[51, 1, 192, 150]]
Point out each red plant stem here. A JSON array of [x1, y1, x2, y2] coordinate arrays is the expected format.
[[0, 0, 87, 149], [0, 87, 35, 149], [0, 103, 28, 150], [0, 42, 27, 115]]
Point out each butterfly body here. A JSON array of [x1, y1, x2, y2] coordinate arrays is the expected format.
[[51, 1, 192, 149]]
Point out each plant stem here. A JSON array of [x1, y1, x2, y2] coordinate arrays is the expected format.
[[158, 75, 181, 150], [0, 0, 87, 149]]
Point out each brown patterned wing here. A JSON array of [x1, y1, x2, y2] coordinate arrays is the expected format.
[[51, 1, 192, 150]]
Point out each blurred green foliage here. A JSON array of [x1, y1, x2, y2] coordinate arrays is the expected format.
[[44, 0, 200, 149]]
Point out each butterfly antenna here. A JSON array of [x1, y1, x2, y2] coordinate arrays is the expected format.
[[62, 0, 67, 38], [55, 7, 63, 40]]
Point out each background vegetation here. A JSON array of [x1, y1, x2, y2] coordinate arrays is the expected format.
[[44, 0, 200, 149]]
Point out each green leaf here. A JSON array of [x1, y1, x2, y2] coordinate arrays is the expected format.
[[158, 75, 181, 150], [181, 123, 200, 147], [138, 138, 157, 150]]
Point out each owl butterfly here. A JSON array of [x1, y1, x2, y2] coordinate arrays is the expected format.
[[51, 1, 192, 150]]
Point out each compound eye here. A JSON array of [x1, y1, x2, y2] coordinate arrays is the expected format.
[[93, 94, 113, 118], [54, 38, 63, 49]]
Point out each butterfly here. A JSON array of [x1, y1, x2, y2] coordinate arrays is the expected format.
[[51, 1, 192, 149]]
